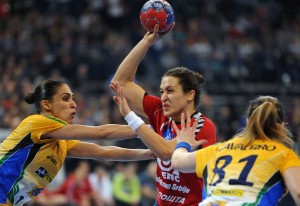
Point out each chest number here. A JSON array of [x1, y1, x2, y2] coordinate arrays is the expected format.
[[209, 155, 258, 187]]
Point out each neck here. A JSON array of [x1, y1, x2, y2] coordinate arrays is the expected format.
[[172, 109, 196, 122]]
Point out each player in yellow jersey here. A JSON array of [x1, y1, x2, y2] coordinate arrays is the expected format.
[[172, 96, 300, 206], [0, 80, 154, 206]]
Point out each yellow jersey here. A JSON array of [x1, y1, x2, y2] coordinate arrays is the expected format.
[[0, 114, 79, 206], [195, 137, 300, 206]]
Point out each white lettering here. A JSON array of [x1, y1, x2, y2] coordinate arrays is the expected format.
[[171, 184, 190, 194], [161, 170, 180, 182], [156, 177, 171, 189], [158, 192, 186, 204]]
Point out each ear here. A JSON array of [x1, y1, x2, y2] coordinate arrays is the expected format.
[[187, 90, 195, 102], [41, 100, 51, 111]]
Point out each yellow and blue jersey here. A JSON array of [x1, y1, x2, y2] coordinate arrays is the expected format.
[[0, 114, 79, 206], [195, 137, 300, 206]]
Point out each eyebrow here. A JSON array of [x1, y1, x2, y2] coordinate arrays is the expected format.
[[160, 86, 173, 90], [61, 93, 74, 97]]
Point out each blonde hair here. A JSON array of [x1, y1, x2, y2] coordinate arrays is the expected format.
[[235, 96, 294, 148]]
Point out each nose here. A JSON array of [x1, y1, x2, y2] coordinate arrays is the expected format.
[[71, 100, 77, 108], [161, 91, 167, 102]]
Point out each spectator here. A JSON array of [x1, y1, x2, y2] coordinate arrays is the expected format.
[[112, 163, 141, 206], [89, 166, 114, 206], [139, 161, 157, 206], [54, 161, 95, 206]]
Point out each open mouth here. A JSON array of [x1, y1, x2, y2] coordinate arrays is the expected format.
[[71, 112, 76, 118]]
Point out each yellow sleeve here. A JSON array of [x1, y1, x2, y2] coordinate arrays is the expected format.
[[195, 144, 218, 178], [27, 115, 67, 143], [66, 140, 80, 150], [280, 148, 300, 174]]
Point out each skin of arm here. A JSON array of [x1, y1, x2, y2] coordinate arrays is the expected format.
[[111, 24, 174, 117], [283, 167, 300, 205], [42, 124, 137, 141], [171, 149, 197, 173], [67, 141, 155, 161], [110, 25, 178, 160], [135, 124, 177, 161]]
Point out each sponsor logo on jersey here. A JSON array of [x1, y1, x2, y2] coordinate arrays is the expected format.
[[158, 191, 186, 204], [31, 187, 44, 196], [211, 188, 244, 197], [219, 143, 276, 151], [207, 201, 226, 206], [35, 167, 53, 183], [47, 155, 57, 165]]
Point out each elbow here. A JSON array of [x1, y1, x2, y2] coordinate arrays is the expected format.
[[111, 78, 127, 85]]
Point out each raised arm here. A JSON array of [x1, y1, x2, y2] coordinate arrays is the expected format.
[[67, 142, 155, 161], [111, 24, 174, 116]]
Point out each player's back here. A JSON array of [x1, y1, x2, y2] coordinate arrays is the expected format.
[[197, 138, 300, 206]]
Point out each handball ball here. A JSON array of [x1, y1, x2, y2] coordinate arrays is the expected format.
[[140, 0, 174, 34]]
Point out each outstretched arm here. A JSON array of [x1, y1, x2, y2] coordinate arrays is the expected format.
[[42, 124, 137, 141], [67, 142, 155, 161], [111, 24, 175, 116]]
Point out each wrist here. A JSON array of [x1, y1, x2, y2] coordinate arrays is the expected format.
[[175, 142, 192, 152], [124, 111, 145, 131]]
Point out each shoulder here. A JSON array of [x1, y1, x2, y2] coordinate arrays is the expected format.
[[143, 94, 162, 108], [23, 114, 67, 125], [198, 113, 216, 128]]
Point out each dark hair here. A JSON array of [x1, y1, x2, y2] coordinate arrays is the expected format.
[[162, 67, 205, 109], [24, 80, 65, 113], [235, 96, 294, 148]]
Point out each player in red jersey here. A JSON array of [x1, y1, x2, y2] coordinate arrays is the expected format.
[[111, 24, 217, 205]]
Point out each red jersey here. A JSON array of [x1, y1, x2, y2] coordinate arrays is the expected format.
[[143, 94, 216, 205]]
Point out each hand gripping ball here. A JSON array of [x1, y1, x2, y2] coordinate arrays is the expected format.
[[140, 0, 174, 34]]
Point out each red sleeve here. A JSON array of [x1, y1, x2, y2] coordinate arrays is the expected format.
[[143, 93, 162, 130]]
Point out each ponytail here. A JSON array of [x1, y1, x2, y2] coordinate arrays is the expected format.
[[235, 96, 294, 148]]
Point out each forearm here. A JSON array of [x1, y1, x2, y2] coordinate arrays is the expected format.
[[96, 124, 137, 140], [171, 148, 196, 173], [68, 142, 154, 161], [98, 146, 154, 161], [136, 124, 175, 161], [45, 124, 136, 140]]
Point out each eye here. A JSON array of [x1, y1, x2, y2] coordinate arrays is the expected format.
[[167, 89, 173, 94]]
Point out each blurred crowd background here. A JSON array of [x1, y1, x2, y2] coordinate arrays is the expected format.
[[0, 0, 299, 205]]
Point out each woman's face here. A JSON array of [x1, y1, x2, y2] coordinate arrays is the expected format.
[[42, 84, 77, 124], [160, 76, 194, 121]]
